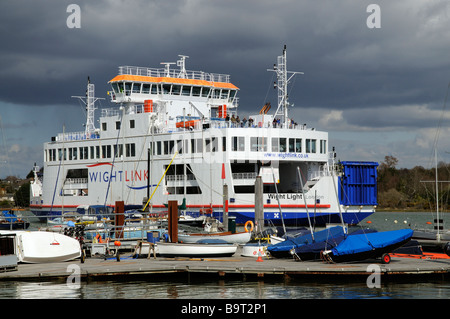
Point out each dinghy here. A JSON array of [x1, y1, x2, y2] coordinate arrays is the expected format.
[[291, 228, 377, 261], [1, 231, 81, 263], [178, 231, 251, 244], [321, 229, 413, 264], [156, 241, 237, 258], [267, 226, 345, 258]]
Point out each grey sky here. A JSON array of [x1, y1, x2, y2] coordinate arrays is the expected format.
[[0, 0, 449, 178]]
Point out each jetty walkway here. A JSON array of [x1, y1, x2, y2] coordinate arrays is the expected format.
[[1, 248, 450, 282]]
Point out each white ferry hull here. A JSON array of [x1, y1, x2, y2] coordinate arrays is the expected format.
[[30, 50, 378, 227]]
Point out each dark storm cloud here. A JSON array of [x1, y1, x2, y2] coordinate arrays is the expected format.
[[1, 0, 449, 127]]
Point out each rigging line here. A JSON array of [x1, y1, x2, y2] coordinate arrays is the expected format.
[[427, 81, 450, 169], [123, 116, 153, 204], [104, 111, 124, 208]]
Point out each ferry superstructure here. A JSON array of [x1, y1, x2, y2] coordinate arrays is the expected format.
[[30, 48, 378, 226]]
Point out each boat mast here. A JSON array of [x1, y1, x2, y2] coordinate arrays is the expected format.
[[72, 77, 104, 137], [268, 45, 304, 128]]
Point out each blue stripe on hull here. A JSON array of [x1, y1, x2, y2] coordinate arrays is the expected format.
[[224, 211, 374, 226]]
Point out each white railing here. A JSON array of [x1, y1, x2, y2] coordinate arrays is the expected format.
[[118, 66, 231, 83]]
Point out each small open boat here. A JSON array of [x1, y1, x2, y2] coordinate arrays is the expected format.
[[321, 229, 413, 264], [0, 210, 29, 230], [178, 231, 251, 244], [156, 241, 237, 258]]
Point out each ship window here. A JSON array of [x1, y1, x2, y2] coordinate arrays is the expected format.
[[102, 145, 111, 158], [177, 140, 182, 154], [251, 137, 267, 152], [222, 136, 226, 152], [279, 138, 286, 152], [320, 140, 327, 154], [163, 84, 171, 94], [117, 82, 124, 93], [151, 84, 158, 94], [172, 85, 181, 95], [132, 83, 141, 93], [169, 140, 175, 154], [112, 83, 119, 94], [157, 141, 162, 155], [90, 146, 95, 159], [142, 84, 150, 94], [196, 139, 203, 153], [130, 119, 135, 129], [205, 138, 211, 152], [289, 139, 295, 152], [272, 138, 279, 152], [79, 147, 88, 160], [202, 87, 211, 98], [212, 137, 218, 152], [114, 145, 123, 157], [232, 136, 245, 151], [102, 122, 107, 131], [125, 82, 132, 96], [163, 141, 169, 155], [213, 89, 220, 99], [295, 139, 302, 153], [229, 90, 236, 102], [221, 89, 229, 99], [96, 146, 100, 159], [192, 86, 201, 97], [182, 86, 191, 96], [116, 121, 121, 130], [306, 139, 316, 153], [126, 143, 135, 157]]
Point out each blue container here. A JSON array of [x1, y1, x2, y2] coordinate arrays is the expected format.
[[147, 231, 160, 244], [339, 161, 378, 206]]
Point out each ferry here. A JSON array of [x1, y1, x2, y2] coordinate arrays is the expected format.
[[30, 47, 378, 226]]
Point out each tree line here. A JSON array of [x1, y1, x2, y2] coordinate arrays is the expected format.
[[377, 155, 450, 211]]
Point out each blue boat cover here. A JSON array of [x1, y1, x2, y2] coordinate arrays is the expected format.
[[1, 211, 17, 223], [294, 228, 377, 255], [331, 229, 413, 256], [268, 226, 345, 253]]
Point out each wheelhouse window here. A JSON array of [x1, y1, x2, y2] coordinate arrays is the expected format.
[[272, 138, 279, 152], [132, 83, 141, 93], [125, 82, 132, 96], [182, 86, 191, 96], [192, 86, 201, 97], [295, 139, 302, 153], [172, 85, 181, 95], [142, 84, 150, 94]]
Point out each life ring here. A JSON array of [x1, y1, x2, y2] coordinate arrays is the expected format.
[[244, 220, 254, 232]]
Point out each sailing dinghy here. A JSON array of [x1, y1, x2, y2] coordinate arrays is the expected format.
[[321, 229, 413, 264]]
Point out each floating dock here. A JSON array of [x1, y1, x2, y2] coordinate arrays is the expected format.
[[0, 246, 449, 282]]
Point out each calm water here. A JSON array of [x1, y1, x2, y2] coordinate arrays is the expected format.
[[2, 211, 449, 299]]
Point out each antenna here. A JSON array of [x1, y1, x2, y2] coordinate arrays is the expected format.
[[160, 62, 176, 77], [72, 77, 104, 137], [267, 45, 304, 128], [177, 55, 189, 78]]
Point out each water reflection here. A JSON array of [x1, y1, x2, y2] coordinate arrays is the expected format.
[[0, 279, 450, 299]]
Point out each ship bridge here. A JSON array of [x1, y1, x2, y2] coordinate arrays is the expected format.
[[107, 56, 239, 122]]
